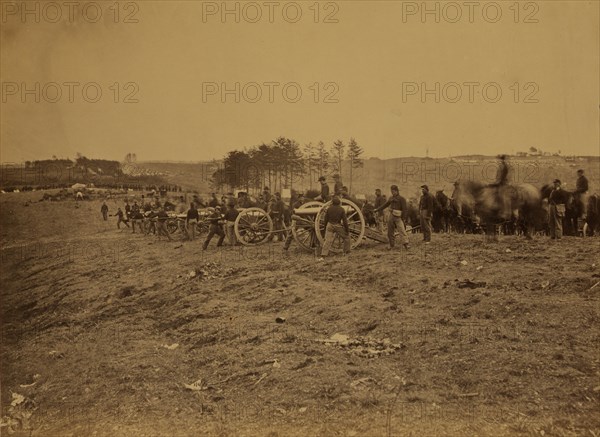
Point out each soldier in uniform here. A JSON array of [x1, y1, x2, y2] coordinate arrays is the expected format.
[[185, 203, 199, 241], [374, 189, 386, 232], [575, 169, 589, 220], [101, 202, 109, 221], [203, 206, 225, 250], [156, 207, 173, 241], [419, 185, 435, 243], [224, 201, 240, 246], [548, 179, 569, 240], [267, 192, 285, 242], [374, 185, 410, 250], [318, 196, 351, 259], [317, 176, 330, 202]]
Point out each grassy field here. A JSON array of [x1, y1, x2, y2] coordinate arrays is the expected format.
[[1, 192, 599, 436]]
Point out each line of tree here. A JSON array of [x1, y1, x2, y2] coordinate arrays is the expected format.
[[210, 136, 364, 193]]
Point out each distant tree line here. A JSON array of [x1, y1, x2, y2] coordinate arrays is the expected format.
[[211, 136, 364, 193]]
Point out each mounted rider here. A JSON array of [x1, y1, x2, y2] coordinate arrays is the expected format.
[[491, 154, 511, 219]]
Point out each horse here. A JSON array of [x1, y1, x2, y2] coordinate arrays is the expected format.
[[433, 190, 451, 233], [453, 181, 542, 239], [586, 194, 600, 236]]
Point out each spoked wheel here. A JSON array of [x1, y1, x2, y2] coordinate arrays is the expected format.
[[196, 217, 210, 237], [234, 207, 273, 246], [166, 218, 180, 234], [315, 199, 366, 253], [291, 201, 323, 251]]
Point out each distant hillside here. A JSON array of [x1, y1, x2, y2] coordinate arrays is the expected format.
[[137, 155, 599, 199]]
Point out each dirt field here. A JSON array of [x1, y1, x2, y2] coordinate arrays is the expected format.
[[1, 193, 599, 437]]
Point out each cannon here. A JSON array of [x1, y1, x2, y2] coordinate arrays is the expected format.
[[290, 199, 367, 253]]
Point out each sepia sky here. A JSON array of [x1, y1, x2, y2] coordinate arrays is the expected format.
[[1, 0, 599, 163]]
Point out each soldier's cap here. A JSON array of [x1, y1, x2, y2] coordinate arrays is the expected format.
[[333, 174, 340, 179], [391, 185, 399, 191], [264, 187, 270, 191], [577, 169, 584, 173], [421, 185, 429, 191], [498, 154, 507, 160], [318, 176, 326, 181], [553, 179, 561, 184]]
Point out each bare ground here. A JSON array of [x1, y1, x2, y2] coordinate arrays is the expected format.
[[1, 194, 599, 437]]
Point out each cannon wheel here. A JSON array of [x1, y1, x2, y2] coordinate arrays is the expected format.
[[166, 218, 180, 234], [291, 201, 323, 251], [315, 199, 366, 252], [195, 217, 210, 236], [234, 208, 273, 246]]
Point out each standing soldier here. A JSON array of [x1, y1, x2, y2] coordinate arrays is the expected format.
[[317, 176, 330, 202], [224, 201, 240, 246], [156, 207, 173, 241], [262, 187, 272, 205], [208, 193, 219, 208], [130, 209, 144, 234], [333, 174, 343, 196], [114, 207, 130, 229], [575, 169, 589, 220], [267, 192, 285, 242], [374, 185, 410, 250], [374, 189, 386, 232], [318, 196, 351, 259], [419, 185, 435, 243], [132, 201, 140, 215], [101, 202, 109, 221], [203, 207, 225, 250], [548, 179, 569, 240], [125, 201, 131, 220], [185, 203, 199, 241]]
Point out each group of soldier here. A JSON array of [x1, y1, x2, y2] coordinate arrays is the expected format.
[[101, 161, 593, 257]]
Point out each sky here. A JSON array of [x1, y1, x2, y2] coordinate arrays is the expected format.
[[1, 0, 599, 163]]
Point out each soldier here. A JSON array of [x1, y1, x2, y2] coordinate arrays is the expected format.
[[224, 201, 239, 246], [130, 209, 144, 234], [374, 185, 410, 250], [548, 179, 569, 240], [262, 187, 272, 204], [185, 203, 199, 241], [203, 207, 225, 250], [114, 207, 130, 229], [132, 201, 140, 214], [318, 196, 350, 259], [208, 193, 219, 208], [575, 169, 589, 219], [374, 189, 386, 232], [419, 185, 435, 243], [101, 202, 109, 221], [317, 176, 330, 202], [125, 201, 131, 220], [333, 174, 343, 196], [267, 192, 285, 242], [492, 154, 511, 218], [156, 207, 172, 241]]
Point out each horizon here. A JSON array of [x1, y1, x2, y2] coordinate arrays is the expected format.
[[1, 2, 599, 162]]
